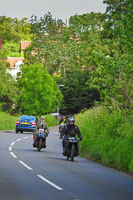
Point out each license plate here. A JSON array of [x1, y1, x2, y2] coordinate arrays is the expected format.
[[39, 134, 44, 138], [22, 122, 29, 124], [68, 137, 75, 140]]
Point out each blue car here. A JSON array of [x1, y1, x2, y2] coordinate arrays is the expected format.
[[16, 116, 38, 133]]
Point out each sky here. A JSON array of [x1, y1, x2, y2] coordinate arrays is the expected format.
[[0, 0, 106, 22]]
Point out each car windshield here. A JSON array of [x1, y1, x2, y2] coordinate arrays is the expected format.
[[19, 116, 35, 121]]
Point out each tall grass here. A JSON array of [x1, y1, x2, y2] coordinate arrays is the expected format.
[[0, 111, 19, 130], [75, 107, 133, 173]]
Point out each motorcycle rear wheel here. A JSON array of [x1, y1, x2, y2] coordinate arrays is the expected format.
[[67, 155, 69, 160]]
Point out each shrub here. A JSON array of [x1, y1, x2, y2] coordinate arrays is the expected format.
[[75, 106, 133, 173]]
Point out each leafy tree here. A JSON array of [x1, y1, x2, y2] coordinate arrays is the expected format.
[[0, 16, 33, 43], [2, 42, 22, 57], [86, 0, 133, 111], [58, 70, 100, 115], [17, 63, 63, 115], [24, 12, 65, 74], [103, 0, 133, 49], [25, 12, 104, 114], [0, 48, 18, 112]]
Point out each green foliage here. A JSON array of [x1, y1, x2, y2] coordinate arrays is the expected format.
[[58, 70, 100, 114], [87, 49, 132, 111], [17, 63, 63, 115], [45, 115, 58, 127], [0, 49, 18, 112], [75, 107, 133, 173], [0, 16, 33, 42], [0, 111, 19, 130], [2, 42, 22, 57], [25, 12, 103, 114]]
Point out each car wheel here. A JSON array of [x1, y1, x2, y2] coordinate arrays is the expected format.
[[20, 130, 23, 133], [16, 129, 19, 133]]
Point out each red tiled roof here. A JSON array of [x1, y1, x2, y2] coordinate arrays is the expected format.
[[7, 57, 24, 68]]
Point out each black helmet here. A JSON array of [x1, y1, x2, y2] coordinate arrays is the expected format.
[[68, 116, 75, 123]]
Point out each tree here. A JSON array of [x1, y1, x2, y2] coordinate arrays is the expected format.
[[2, 42, 21, 57], [24, 12, 65, 74], [0, 16, 33, 43], [17, 63, 63, 115], [0, 48, 18, 112], [25, 12, 105, 114], [58, 70, 100, 115], [86, 0, 133, 111]]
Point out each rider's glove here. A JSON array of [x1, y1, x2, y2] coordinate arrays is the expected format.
[[46, 130, 49, 136], [79, 136, 82, 141]]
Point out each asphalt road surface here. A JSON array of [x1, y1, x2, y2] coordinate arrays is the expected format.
[[0, 127, 133, 200]]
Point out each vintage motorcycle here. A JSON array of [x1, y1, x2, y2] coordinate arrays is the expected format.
[[63, 137, 80, 161], [33, 129, 48, 152]]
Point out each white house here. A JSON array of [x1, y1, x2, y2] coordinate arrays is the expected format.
[[6, 57, 24, 80]]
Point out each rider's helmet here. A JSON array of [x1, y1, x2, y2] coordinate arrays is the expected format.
[[68, 116, 75, 125]]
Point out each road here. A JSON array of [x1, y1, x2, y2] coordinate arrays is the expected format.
[[0, 127, 133, 200]]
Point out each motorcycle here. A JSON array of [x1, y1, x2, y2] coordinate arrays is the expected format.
[[34, 129, 48, 152], [59, 120, 67, 133], [63, 137, 79, 161]]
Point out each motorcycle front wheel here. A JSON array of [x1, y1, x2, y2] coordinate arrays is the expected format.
[[71, 144, 75, 162], [37, 138, 42, 152]]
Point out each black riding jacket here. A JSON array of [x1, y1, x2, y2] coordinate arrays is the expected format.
[[60, 124, 82, 138]]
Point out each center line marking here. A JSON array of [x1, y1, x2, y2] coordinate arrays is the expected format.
[[23, 136, 29, 139], [37, 175, 63, 191], [16, 139, 22, 142], [10, 141, 15, 146], [10, 152, 17, 158], [9, 146, 12, 151], [19, 160, 33, 170]]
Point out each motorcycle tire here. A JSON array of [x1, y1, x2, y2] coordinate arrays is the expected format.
[[67, 155, 69, 160], [71, 144, 75, 162], [37, 138, 42, 152]]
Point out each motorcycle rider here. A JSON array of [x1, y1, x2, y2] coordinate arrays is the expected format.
[[33, 115, 49, 147], [60, 116, 82, 154], [59, 115, 67, 132], [59, 116, 67, 125]]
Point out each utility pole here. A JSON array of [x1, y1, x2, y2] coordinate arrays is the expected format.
[[57, 84, 64, 114]]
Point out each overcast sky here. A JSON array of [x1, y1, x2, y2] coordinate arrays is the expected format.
[[0, 0, 106, 22]]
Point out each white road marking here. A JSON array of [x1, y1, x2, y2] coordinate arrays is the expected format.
[[37, 175, 63, 191], [10, 141, 15, 146], [19, 160, 33, 170], [9, 136, 63, 191], [9, 146, 12, 151], [16, 139, 22, 142], [10, 152, 17, 158], [23, 136, 29, 139]]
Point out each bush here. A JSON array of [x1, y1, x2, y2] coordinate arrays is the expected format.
[[75, 106, 133, 173], [0, 111, 19, 130], [45, 115, 58, 127]]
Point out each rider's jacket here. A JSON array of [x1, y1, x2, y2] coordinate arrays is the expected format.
[[60, 124, 82, 138], [34, 122, 49, 136]]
